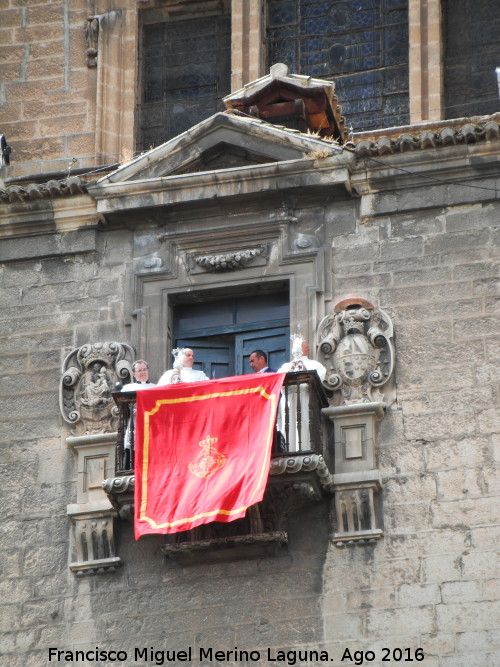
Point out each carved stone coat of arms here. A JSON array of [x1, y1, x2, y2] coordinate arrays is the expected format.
[[60, 342, 134, 435], [317, 298, 395, 406]]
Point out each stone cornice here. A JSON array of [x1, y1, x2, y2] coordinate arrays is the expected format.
[[0, 176, 88, 203], [88, 154, 355, 214], [353, 116, 500, 157], [0, 194, 99, 239]]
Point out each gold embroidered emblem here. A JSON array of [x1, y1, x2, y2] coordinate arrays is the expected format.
[[188, 434, 227, 479]]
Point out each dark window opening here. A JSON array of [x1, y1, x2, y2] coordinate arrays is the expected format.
[[137, 5, 231, 152], [266, 0, 409, 132], [443, 0, 500, 119], [172, 284, 290, 378]]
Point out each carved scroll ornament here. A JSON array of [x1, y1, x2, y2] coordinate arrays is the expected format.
[[60, 342, 134, 435]]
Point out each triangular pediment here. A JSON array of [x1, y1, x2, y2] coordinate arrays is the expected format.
[[96, 112, 341, 185]]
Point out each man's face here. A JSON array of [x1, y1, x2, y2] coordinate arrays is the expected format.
[[132, 363, 149, 382], [183, 349, 195, 367], [249, 352, 266, 372]]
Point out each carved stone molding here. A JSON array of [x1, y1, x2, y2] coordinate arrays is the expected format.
[[60, 342, 133, 436], [317, 296, 395, 406], [189, 245, 268, 273], [85, 16, 99, 68], [102, 474, 135, 522], [270, 454, 335, 492]]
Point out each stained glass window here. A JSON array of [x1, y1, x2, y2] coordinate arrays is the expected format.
[[267, 0, 409, 132], [443, 0, 500, 119], [137, 11, 231, 152]]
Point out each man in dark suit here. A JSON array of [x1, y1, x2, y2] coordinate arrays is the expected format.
[[249, 349, 276, 373]]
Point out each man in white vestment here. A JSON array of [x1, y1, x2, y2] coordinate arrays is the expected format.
[[157, 348, 209, 385], [277, 339, 327, 452]]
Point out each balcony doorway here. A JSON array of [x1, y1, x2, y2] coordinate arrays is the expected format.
[[172, 287, 290, 378]]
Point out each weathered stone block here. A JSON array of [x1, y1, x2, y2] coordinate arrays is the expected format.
[[424, 438, 490, 471], [332, 243, 378, 265], [441, 580, 482, 604], [472, 277, 500, 296], [436, 468, 484, 500], [366, 606, 435, 638], [384, 473, 437, 505], [383, 501, 433, 534], [444, 204, 490, 232], [0, 352, 29, 373], [381, 281, 471, 307], [322, 611, 364, 640], [19, 599, 64, 629], [380, 236, 425, 261], [398, 583, 441, 607], [461, 550, 499, 579], [346, 585, 395, 610], [436, 600, 499, 632], [392, 266, 452, 286], [431, 496, 500, 529], [324, 203, 356, 236], [402, 412, 477, 441], [425, 229, 491, 256], [0, 578, 33, 604], [1, 230, 96, 263], [391, 212, 444, 237]]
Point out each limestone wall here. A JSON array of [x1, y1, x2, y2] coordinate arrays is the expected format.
[[0, 151, 498, 665], [324, 171, 499, 666]]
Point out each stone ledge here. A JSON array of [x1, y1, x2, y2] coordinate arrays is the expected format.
[[161, 531, 288, 566]]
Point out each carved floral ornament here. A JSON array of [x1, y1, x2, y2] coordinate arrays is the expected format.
[[193, 245, 267, 272], [317, 297, 395, 406], [60, 342, 134, 435]]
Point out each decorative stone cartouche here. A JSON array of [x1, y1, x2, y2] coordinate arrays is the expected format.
[[317, 297, 395, 406]]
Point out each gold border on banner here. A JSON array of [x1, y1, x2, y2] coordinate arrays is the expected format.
[[138, 386, 277, 530]]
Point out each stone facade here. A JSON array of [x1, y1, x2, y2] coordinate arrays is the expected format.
[[0, 2, 499, 666]]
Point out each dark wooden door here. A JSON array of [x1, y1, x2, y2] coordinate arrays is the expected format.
[[174, 291, 290, 377]]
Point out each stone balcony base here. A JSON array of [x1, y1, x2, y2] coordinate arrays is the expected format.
[[161, 531, 288, 565]]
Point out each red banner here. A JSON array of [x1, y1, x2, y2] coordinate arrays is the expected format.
[[134, 373, 285, 538]]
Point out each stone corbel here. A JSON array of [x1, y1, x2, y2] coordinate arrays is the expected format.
[[66, 433, 122, 574], [317, 296, 395, 546], [322, 403, 384, 546], [67, 507, 121, 575]]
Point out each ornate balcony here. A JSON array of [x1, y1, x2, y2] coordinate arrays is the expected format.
[[103, 371, 334, 564]]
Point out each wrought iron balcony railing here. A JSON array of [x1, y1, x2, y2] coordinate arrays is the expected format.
[[112, 370, 330, 475], [105, 372, 334, 563]]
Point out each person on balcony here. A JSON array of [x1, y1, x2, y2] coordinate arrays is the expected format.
[[249, 349, 277, 373], [121, 360, 156, 467], [157, 347, 208, 385], [277, 337, 326, 453], [278, 340, 326, 381], [121, 360, 155, 391]]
